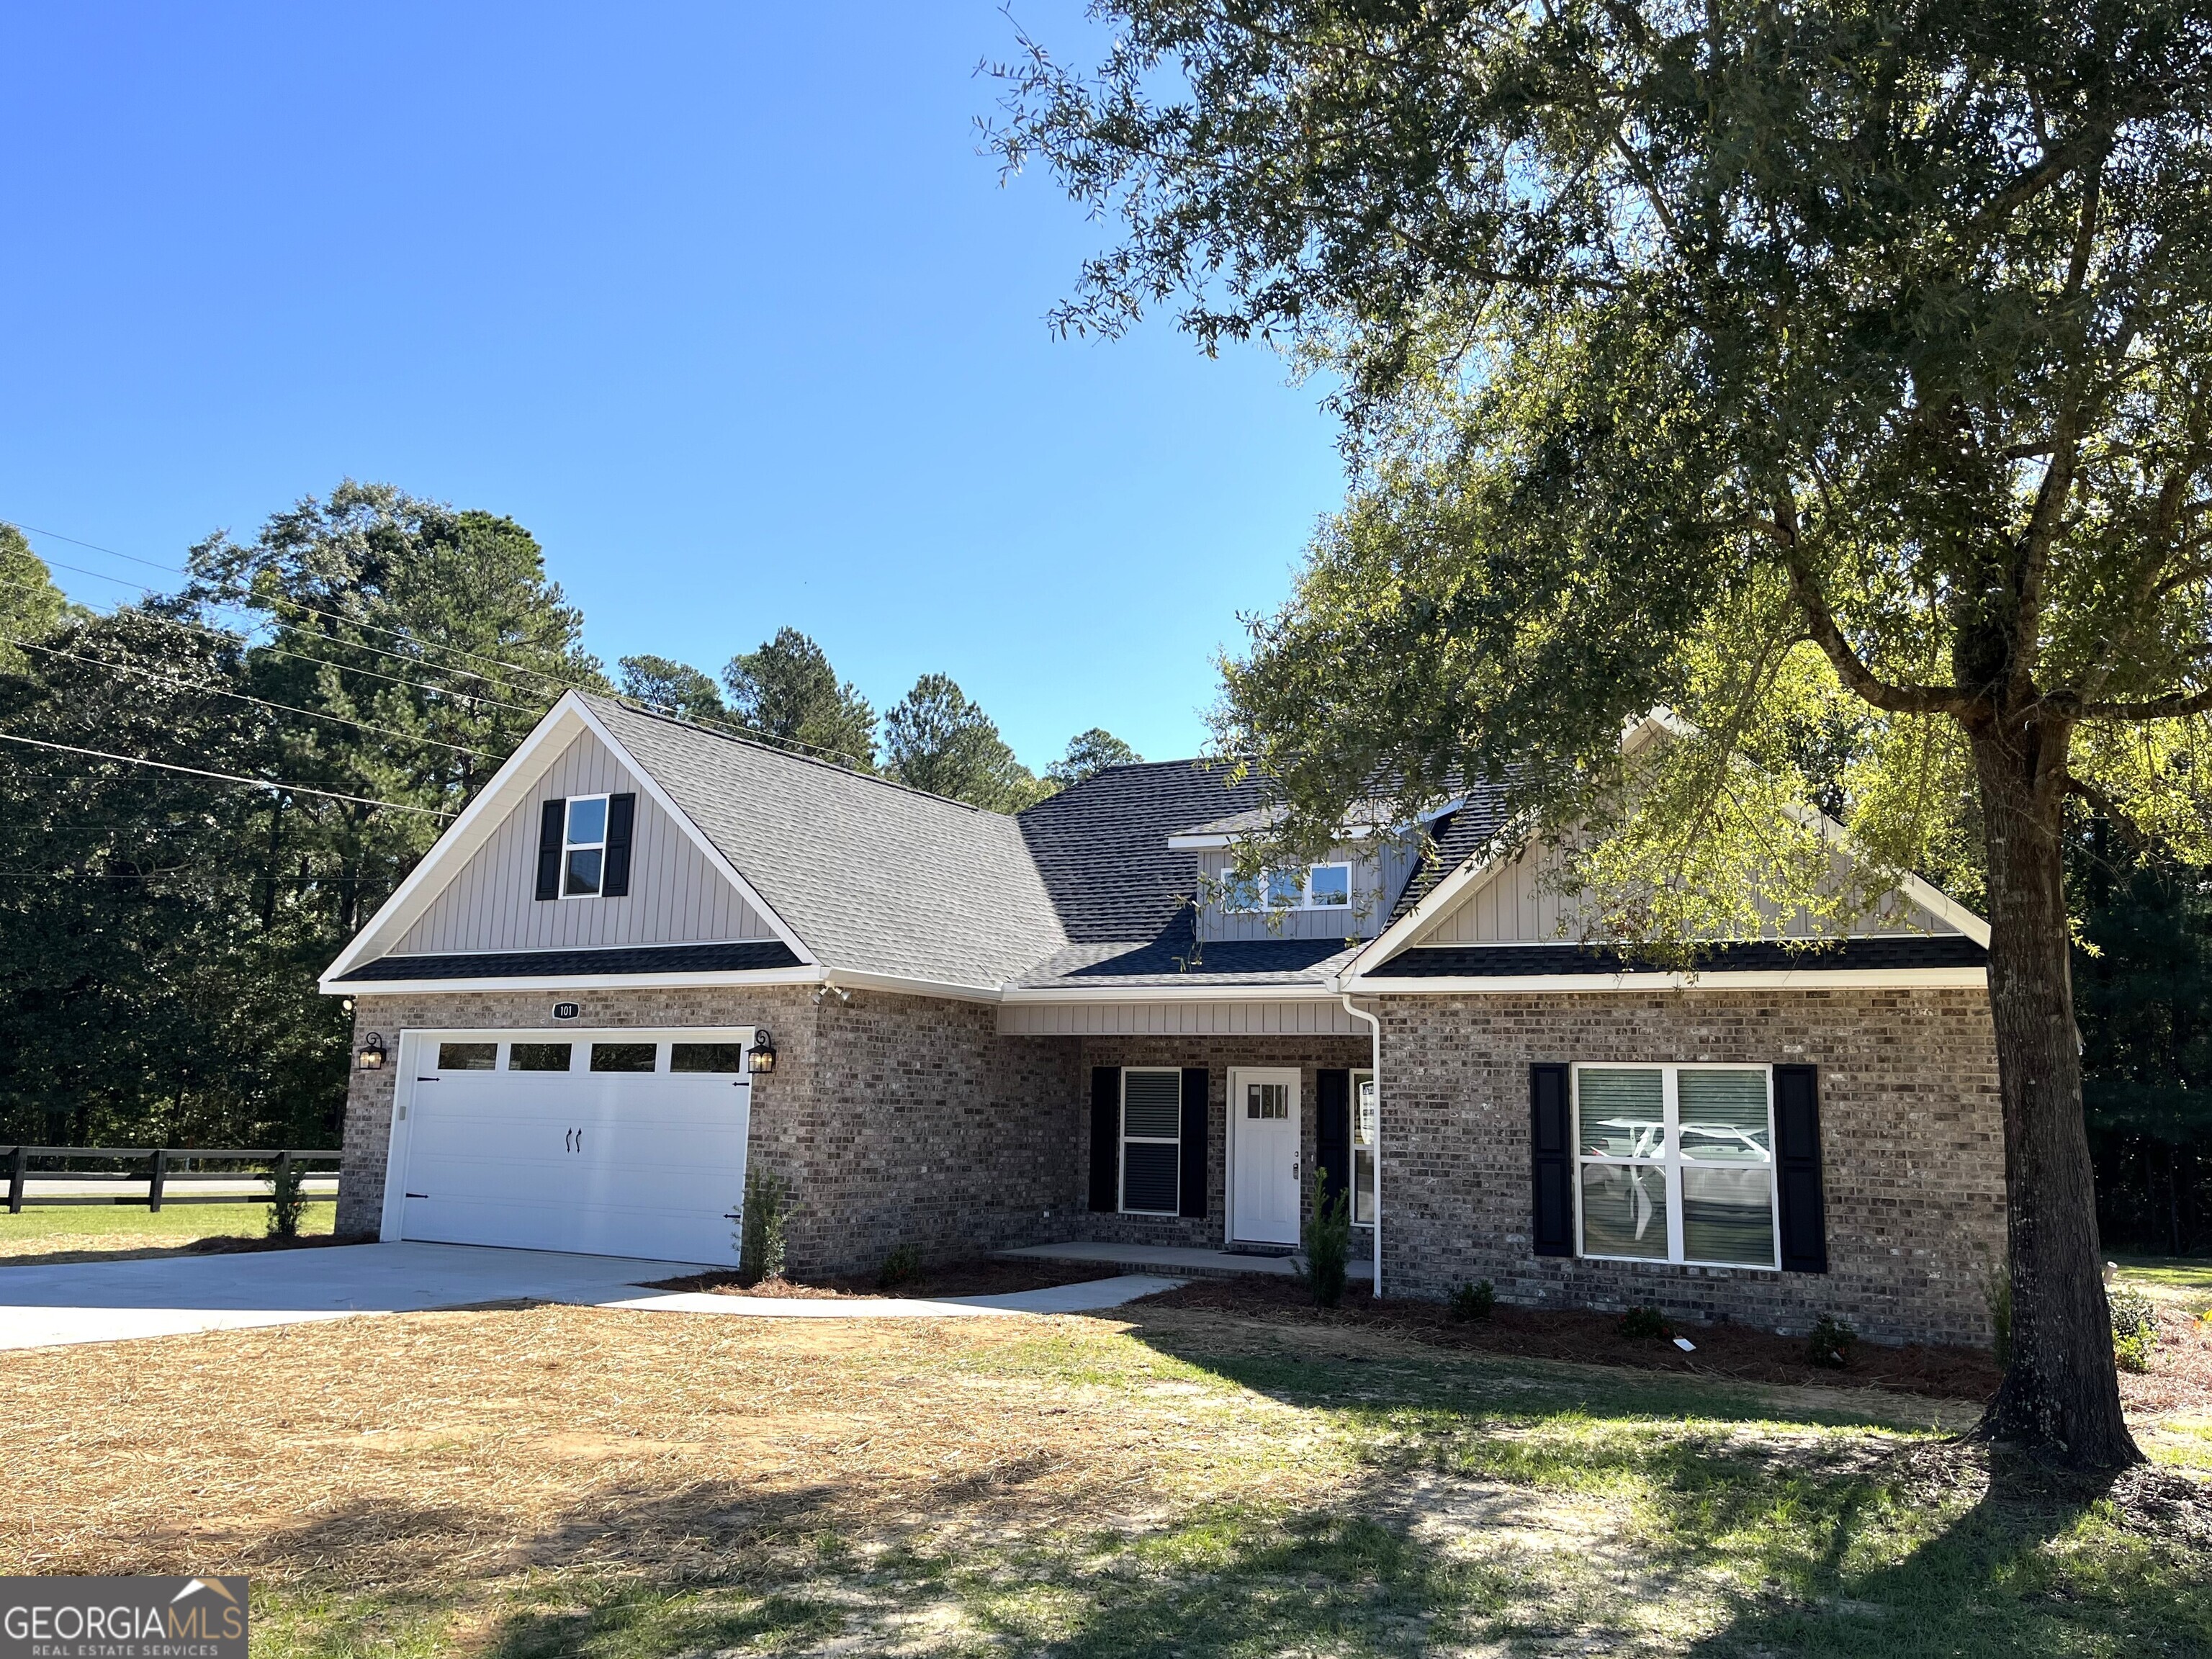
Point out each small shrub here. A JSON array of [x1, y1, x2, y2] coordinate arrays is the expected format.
[[737, 1168, 793, 1286], [266, 1156, 306, 1240], [878, 1243, 922, 1289], [1620, 1305, 1671, 1340], [1984, 1259, 2013, 1364], [1807, 1314, 1858, 1369], [2110, 1284, 2159, 1375], [1300, 1168, 1351, 1308], [1450, 1280, 1495, 1321]]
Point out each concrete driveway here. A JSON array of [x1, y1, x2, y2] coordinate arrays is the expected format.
[[0, 1242, 1181, 1349]]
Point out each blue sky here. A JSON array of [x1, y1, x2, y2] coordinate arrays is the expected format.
[[0, 4, 1345, 771]]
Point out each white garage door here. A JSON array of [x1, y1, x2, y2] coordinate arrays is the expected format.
[[388, 1029, 753, 1265]]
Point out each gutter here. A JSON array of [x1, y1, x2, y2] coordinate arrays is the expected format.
[[1341, 993, 1383, 1300]]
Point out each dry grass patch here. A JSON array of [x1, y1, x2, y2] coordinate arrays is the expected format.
[[5, 1295, 2207, 1657], [0, 1303, 1321, 1599]]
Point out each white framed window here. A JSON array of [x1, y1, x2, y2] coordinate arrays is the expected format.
[[1352, 1069, 1378, 1226], [1226, 863, 1355, 912], [1120, 1068, 1182, 1214], [1573, 1064, 1778, 1269], [1305, 863, 1352, 907], [562, 794, 610, 897]]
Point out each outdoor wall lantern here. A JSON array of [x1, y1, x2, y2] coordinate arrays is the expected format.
[[747, 1030, 778, 1075], [356, 1033, 387, 1071]]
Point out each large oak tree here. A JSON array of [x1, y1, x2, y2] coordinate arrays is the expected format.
[[999, 0, 2212, 1468]]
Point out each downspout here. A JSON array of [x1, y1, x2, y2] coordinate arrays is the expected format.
[[1341, 993, 1382, 1299]]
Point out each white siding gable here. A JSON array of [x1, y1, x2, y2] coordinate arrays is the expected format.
[[394, 729, 775, 956], [1413, 836, 1961, 948]]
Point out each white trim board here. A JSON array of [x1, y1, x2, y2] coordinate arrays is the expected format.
[[1343, 966, 1989, 994]]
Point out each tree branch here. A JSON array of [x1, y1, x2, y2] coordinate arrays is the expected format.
[[2055, 685, 2212, 721], [1768, 513, 1975, 717], [2066, 775, 2152, 850]]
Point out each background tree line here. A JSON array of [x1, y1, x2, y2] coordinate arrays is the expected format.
[[0, 485, 1137, 1152]]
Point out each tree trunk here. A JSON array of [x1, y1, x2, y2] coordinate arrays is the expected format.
[[1971, 717, 2141, 1468]]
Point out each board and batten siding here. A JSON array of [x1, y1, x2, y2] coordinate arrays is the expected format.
[[998, 999, 1362, 1037], [395, 730, 778, 955], [1417, 838, 1959, 946], [1194, 840, 1416, 943]]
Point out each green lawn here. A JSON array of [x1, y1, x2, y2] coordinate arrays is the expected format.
[[2116, 1258, 2212, 1320], [0, 1199, 336, 1262]]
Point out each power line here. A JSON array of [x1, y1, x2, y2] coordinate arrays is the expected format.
[[0, 731, 456, 817], [9, 557, 570, 698], [1, 518, 186, 577], [7, 518, 882, 770], [4, 637, 508, 760], [5, 518, 593, 690], [0, 579, 549, 716], [0, 868, 363, 884]]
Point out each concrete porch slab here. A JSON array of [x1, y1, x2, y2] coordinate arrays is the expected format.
[[997, 1241, 1375, 1281]]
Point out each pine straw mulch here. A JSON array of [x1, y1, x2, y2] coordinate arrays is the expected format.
[[1144, 1276, 2006, 1401], [643, 1259, 1123, 1300], [2119, 1304, 2212, 1417], [0, 1302, 1323, 1596]]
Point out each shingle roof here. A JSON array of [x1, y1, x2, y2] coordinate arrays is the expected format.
[[590, 696, 1068, 988], [346, 941, 803, 981], [1384, 791, 1516, 926], [1015, 759, 1269, 944], [1012, 936, 1361, 990]]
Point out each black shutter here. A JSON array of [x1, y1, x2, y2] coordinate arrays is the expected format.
[[1775, 1064, 1828, 1272], [1178, 1066, 1208, 1218], [601, 793, 637, 896], [534, 799, 565, 900], [1315, 1069, 1351, 1213], [1089, 1068, 1119, 1213], [1530, 1063, 1573, 1256]]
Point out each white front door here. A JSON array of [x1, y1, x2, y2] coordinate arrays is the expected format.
[[1229, 1067, 1302, 1246], [391, 1031, 753, 1265]]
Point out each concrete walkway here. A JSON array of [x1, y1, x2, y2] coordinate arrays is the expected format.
[[999, 1240, 1375, 1280], [0, 1241, 1185, 1350], [621, 1275, 1185, 1320]]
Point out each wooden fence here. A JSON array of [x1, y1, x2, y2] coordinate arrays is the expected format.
[[1, 1146, 342, 1214]]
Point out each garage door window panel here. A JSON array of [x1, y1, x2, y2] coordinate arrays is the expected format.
[[670, 1043, 749, 1074], [508, 1043, 574, 1071], [590, 1042, 660, 1073], [437, 1042, 498, 1071]]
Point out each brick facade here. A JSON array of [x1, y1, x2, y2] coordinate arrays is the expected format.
[[338, 984, 1082, 1277], [338, 980, 2003, 1346], [1374, 986, 2006, 1345], [1069, 1037, 1374, 1251]]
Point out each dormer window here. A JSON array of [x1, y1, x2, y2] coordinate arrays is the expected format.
[[1229, 862, 1354, 912]]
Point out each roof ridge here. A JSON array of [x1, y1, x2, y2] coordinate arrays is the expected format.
[[586, 692, 1012, 818]]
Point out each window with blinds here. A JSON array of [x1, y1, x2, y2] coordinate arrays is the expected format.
[[1120, 1068, 1183, 1214], [1573, 1064, 1777, 1268]]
